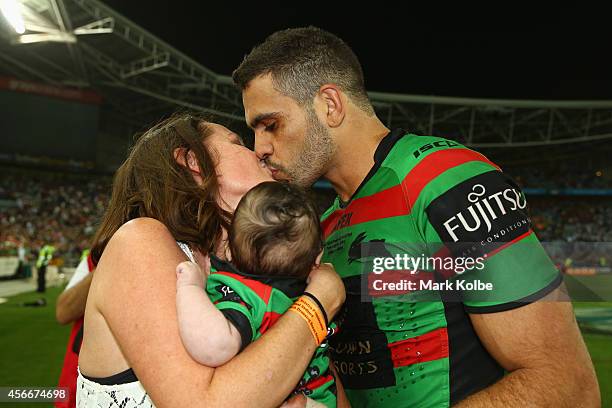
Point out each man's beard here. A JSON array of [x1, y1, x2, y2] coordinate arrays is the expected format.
[[284, 108, 336, 188]]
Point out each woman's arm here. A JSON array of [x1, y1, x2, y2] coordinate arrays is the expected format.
[[96, 218, 345, 408], [176, 261, 242, 367]]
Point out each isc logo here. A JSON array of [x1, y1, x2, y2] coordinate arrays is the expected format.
[[412, 140, 460, 158]]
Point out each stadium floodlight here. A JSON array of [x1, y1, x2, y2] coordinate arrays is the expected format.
[[0, 0, 25, 34]]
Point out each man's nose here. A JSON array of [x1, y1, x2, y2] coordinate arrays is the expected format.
[[254, 130, 273, 160]]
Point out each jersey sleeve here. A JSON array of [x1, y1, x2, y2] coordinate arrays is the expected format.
[[64, 256, 91, 291], [408, 147, 562, 313], [205, 274, 261, 350]]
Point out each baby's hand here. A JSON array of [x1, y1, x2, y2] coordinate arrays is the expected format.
[[176, 260, 209, 288]]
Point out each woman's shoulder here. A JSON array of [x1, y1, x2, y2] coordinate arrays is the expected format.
[[117, 217, 171, 237], [111, 217, 176, 246], [101, 217, 179, 266]]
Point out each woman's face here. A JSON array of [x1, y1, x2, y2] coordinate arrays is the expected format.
[[205, 123, 274, 211]]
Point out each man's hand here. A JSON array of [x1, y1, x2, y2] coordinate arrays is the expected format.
[[458, 287, 600, 407]]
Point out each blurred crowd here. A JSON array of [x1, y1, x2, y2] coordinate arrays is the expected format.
[[530, 199, 611, 268], [0, 166, 610, 268], [0, 170, 110, 267], [530, 199, 612, 242], [508, 163, 610, 190]]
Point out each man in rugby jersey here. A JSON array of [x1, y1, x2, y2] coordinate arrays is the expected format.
[[232, 27, 600, 407]]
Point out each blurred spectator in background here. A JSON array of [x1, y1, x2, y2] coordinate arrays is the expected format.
[[35, 243, 55, 292], [15, 239, 26, 277]]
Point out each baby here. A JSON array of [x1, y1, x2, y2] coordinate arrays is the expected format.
[[176, 181, 337, 407]]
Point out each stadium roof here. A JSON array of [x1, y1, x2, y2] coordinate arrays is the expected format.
[[1, 0, 612, 147]]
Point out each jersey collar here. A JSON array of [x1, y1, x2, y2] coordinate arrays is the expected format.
[[338, 127, 407, 208], [209, 254, 307, 298]]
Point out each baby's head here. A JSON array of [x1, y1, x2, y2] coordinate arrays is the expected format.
[[229, 181, 323, 279]]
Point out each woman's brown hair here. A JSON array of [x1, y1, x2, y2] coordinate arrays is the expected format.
[[91, 112, 231, 264]]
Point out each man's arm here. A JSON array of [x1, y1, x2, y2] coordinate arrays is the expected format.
[[56, 272, 93, 325], [457, 288, 600, 407]]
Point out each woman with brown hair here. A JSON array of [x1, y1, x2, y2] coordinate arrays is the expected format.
[[76, 113, 346, 407]]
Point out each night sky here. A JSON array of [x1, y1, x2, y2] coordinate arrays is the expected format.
[[101, 2, 611, 100]]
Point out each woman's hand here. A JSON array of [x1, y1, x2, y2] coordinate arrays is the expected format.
[[305, 263, 345, 320]]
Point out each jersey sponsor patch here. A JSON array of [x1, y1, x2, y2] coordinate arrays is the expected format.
[[329, 277, 396, 389], [331, 329, 395, 389], [426, 170, 531, 257]]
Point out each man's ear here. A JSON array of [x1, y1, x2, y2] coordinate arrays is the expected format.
[[173, 147, 200, 174], [318, 84, 345, 128]]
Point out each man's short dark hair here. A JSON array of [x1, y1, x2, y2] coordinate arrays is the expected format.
[[232, 26, 374, 114]]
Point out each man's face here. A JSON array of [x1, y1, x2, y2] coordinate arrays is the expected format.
[[243, 74, 336, 187]]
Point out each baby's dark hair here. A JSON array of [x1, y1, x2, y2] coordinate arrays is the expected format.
[[229, 181, 323, 278]]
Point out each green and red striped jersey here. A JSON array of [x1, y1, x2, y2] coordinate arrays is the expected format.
[[207, 255, 337, 408], [321, 129, 561, 407]]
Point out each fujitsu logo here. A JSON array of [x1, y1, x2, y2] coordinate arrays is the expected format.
[[443, 183, 527, 242]]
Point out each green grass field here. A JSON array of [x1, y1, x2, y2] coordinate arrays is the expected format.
[[0, 286, 610, 407], [0, 286, 70, 408]]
